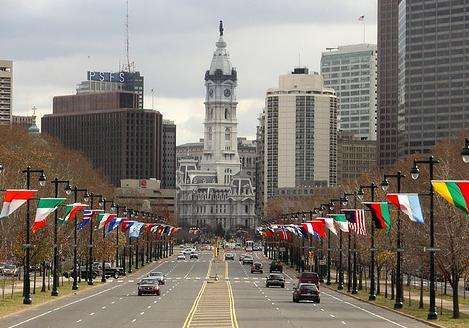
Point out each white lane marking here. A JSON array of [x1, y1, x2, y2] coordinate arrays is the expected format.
[[128, 280, 134, 283], [132, 319, 137, 323], [147, 305, 151, 309], [76, 319, 82, 323], [6, 258, 175, 328], [140, 312, 145, 315], [111, 301, 115, 304], [341, 321, 347, 325], [276, 307, 279, 310], [154, 300, 158, 303], [323, 292, 408, 328], [320, 309, 325, 312], [118, 280, 124, 283], [89, 312, 95, 316], [329, 314, 336, 318]]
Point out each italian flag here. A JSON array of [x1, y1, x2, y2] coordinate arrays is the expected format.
[[58, 203, 88, 224], [0, 189, 38, 219], [329, 214, 349, 232], [322, 217, 338, 235], [98, 213, 117, 229], [32, 198, 66, 233]]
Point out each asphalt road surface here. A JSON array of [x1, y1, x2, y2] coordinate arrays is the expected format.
[[0, 251, 432, 328]]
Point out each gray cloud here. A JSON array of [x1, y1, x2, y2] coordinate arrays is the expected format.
[[2, 0, 377, 144]]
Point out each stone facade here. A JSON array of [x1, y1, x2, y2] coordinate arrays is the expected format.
[[176, 24, 256, 233]]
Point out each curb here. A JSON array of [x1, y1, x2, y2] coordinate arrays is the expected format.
[[0, 256, 172, 320], [323, 285, 446, 328]]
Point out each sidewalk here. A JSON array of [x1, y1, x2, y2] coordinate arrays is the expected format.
[[327, 268, 469, 315]]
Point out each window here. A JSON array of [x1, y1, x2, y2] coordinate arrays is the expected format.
[[225, 128, 230, 140], [225, 108, 229, 119]]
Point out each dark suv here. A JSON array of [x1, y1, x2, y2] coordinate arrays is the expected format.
[[298, 272, 319, 287], [293, 283, 320, 303], [266, 273, 285, 288]]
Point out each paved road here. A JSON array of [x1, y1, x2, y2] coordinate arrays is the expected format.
[[0, 250, 432, 328]]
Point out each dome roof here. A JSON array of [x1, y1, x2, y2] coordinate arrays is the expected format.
[[208, 35, 232, 76]]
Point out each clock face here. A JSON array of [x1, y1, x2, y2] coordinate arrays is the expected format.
[[224, 89, 231, 97], [208, 88, 214, 98]]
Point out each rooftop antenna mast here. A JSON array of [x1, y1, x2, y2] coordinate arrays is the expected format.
[[125, 0, 132, 72]]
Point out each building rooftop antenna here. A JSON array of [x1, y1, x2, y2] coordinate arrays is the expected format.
[[125, 0, 133, 72]]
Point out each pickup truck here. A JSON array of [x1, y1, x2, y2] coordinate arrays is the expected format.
[[93, 262, 125, 278]]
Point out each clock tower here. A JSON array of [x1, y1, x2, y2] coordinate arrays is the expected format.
[[200, 21, 241, 184]]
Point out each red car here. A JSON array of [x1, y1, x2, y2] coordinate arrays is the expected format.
[[251, 262, 263, 274], [137, 278, 160, 296], [298, 272, 320, 287]]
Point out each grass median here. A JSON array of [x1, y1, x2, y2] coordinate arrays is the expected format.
[[0, 280, 102, 318], [325, 282, 469, 328]]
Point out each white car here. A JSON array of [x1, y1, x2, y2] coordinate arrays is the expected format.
[[177, 254, 186, 260]]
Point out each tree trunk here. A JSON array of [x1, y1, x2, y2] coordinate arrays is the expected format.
[[385, 268, 388, 298], [390, 270, 395, 300], [376, 266, 381, 295], [451, 264, 460, 319], [419, 274, 424, 309], [358, 266, 363, 290], [41, 261, 46, 292]]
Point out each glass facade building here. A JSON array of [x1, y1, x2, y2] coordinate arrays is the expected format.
[[321, 44, 377, 141], [397, 0, 469, 156]]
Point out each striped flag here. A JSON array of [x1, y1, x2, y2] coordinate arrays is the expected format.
[[347, 209, 367, 235]]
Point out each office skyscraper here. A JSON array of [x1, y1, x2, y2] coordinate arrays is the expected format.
[[321, 44, 377, 141], [377, 0, 400, 167], [397, 0, 469, 156], [264, 68, 338, 201], [0, 60, 13, 125]]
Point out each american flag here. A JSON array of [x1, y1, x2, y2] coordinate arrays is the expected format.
[[347, 209, 367, 235], [358, 15, 365, 21]]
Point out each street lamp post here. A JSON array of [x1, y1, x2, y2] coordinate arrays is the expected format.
[[87, 193, 103, 285], [343, 192, 356, 293], [121, 207, 128, 275], [321, 203, 333, 285], [72, 187, 89, 290], [410, 156, 440, 320], [331, 197, 347, 290], [50, 178, 71, 296], [100, 197, 114, 283], [380, 171, 405, 309], [22, 166, 46, 304], [462, 138, 469, 163], [358, 182, 378, 301]]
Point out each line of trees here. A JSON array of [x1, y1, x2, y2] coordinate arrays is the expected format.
[[264, 131, 468, 318]]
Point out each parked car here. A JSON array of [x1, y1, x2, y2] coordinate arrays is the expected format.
[[189, 252, 199, 259], [137, 278, 160, 296], [148, 271, 165, 285], [2, 264, 18, 277], [251, 262, 263, 274], [224, 253, 235, 261], [266, 273, 285, 288], [93, 262, 124, 279], [269, 260, 283, 273], [177, 254, 186, 260], [293, 283, 320, 303], [298, 272, 320, 287], [242, 255, 254, 265], [239, 254, 246, 262]]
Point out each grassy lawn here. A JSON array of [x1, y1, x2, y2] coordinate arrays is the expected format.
[[0, 280, 101, 318], [327, 283, 469, 328]]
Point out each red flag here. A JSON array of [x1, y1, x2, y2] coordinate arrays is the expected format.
[[310, 219, 326, 238]]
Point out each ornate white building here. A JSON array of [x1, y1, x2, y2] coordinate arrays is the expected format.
[[176, 22, 256, 233]]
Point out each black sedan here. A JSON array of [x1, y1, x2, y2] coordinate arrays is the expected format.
[[266, 273, 285, 288], [292, 283, 320, 303]]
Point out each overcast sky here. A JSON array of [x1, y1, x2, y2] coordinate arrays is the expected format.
[[1, 0, 377, 145]]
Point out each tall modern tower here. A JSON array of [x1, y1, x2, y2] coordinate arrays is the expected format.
[[321, 44, 377, 141], [397, 0, 469, 156], [264, 68, 338, 201], [0, 60, 13, 125], [200, 21, 241, 184]]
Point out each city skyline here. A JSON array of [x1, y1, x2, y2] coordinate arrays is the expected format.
[[1, 0, 377, 144]]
